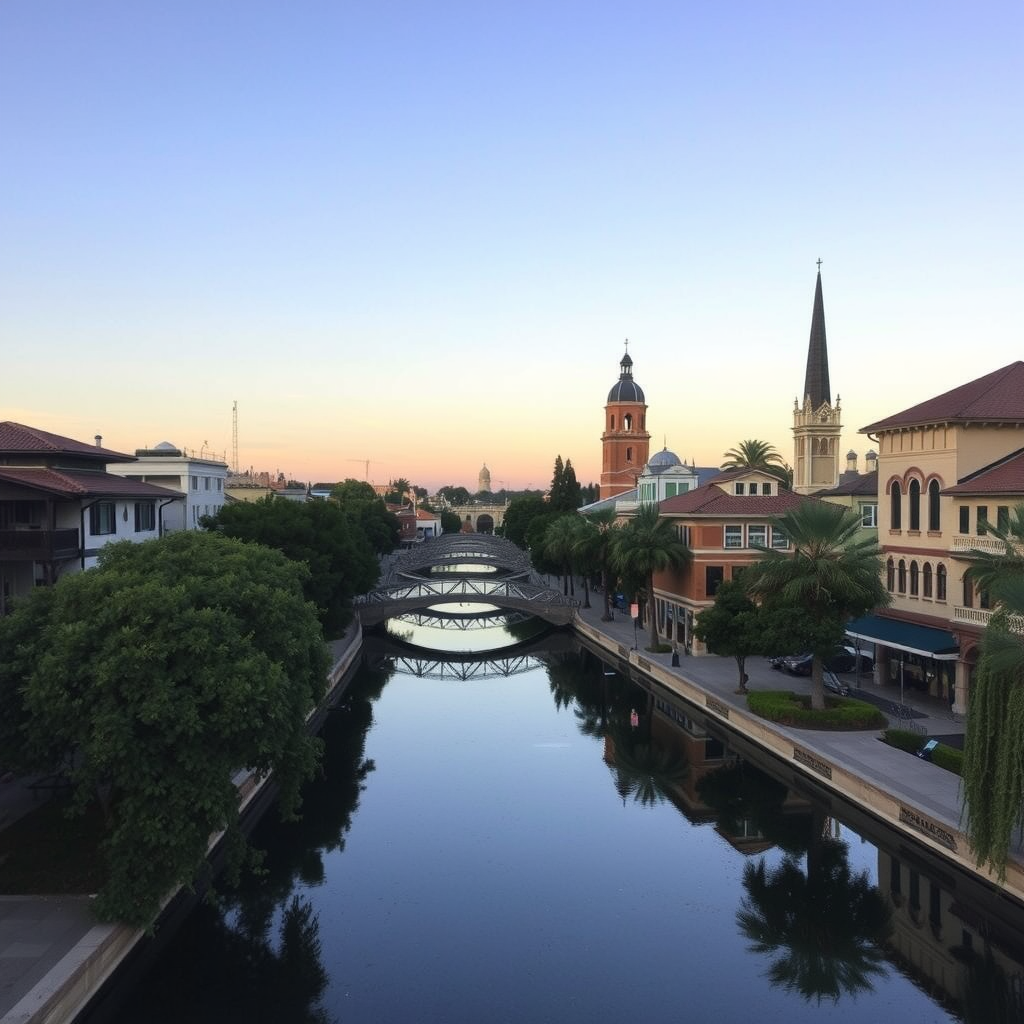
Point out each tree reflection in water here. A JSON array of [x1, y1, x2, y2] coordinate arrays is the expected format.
[[954, 942, 1024, 1024], [736, 825, 892, 1003], [606, 727, 688, 807]]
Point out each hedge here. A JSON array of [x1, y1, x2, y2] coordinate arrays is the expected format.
[[747, 691, 887, 730], [880, 729, 964, 777]]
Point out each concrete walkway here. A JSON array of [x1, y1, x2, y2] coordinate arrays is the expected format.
[[0, 601, 1002, 1023]]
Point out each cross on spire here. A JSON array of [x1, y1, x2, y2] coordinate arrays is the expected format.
[[816, 257, 822, 272]]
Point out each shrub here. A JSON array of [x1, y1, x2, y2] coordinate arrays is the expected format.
[[747, 691, 887, 730], [931, 743, 964, 776], [883, 728, 925, 753]]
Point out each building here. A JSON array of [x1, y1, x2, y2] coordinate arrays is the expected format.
[[848, 361, 1024, 713], [0, 423, 184, 612], [478, 463, 491, 494], [815, 449, 879, 535], [600, 346, 651, 499], [107, 441, 227, 529], [792, 268, 842, 494], [638, 468, 817, 653]]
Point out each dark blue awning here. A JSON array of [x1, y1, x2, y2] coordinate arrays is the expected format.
[[845, 615, 959, 661]]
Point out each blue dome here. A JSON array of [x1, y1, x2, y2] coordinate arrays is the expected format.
[[607, 348, 645, 403], [646, 448, 683, 474]]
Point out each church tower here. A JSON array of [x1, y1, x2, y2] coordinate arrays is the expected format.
[[601, 345, 651, 499], [478, 463, 491, 494], [792, 266, 842, 494]]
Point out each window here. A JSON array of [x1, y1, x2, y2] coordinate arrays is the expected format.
[[134, 502, 156, 532], [626, 447, 633, 463], [998, 505, 1010, 531], [705, 566, 724, 597], [771, 527, 790, 549], [928, 480, 941, 531], [624, 414, 633, 431], [923, 562, 933, 598], [860, 503, 878, 528], [890, 481, 902, 529], [191, 475, 198, 490], [747, 525, 767, 548], [909, 561, 919, 596], [735, 482, 745, 495], [936, 564, 947, 601], [665, 483, 677, 497], [724, 525, 743, 549], [909, 479, 921, 530], [977, 506, 988, 535], [610, 415, 615, 430], [959, 505, 969, 534], [89, 502, 116, 536], [675, 524, 691, 546], [204, 477, 211, 491], [217, 479, 223, 491], [898, 559, 907, 593], [886, 558, 895, 591], [929, 884, 942, 931], [761, 482, 772, 495]]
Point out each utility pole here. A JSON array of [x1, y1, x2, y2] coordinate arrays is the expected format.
[[231, 401, 239, 475]]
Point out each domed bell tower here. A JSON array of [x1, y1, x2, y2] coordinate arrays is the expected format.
[[601, 345, 651, 499]]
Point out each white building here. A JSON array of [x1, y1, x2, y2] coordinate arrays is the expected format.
[[107, 441, 228, 530]]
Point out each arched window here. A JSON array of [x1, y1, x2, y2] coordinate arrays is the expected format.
[[898, 559, 907, 593], [624, 414, 633, 431], [923, 562, 933, 598], [963, 576, 974, 608], [610, 415, 615, 430], [936, 565, 947, 601], [909, 479, 921, 531], [910, 561, 919, 596], [626, 447, 633, 463], [886, 557, 895, 591], [890, 481, 902, 529], [928, 480, 941, 531]]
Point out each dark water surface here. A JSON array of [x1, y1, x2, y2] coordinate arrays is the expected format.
[[94, 619, 1023, 1024]]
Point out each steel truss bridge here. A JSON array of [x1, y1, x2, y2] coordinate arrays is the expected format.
[[360, 534, 576, 626]]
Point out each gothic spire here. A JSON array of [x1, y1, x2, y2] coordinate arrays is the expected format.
[[802, 265, 831, 408]]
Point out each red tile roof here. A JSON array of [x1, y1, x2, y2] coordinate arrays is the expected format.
[[861, 362, 1024, 433], [658, 484, 817, 516], [0, 467, 183, 499], [943, 448, 1024, 495], [816, 471, 879, 498], [0, 421, 134, 461]]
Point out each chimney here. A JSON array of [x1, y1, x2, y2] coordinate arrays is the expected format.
[[846, 450, 858, 474], [94, 434, 103, 448], [865, 451, 878, 472]]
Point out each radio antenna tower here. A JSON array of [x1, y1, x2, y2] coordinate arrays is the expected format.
[[232, 400, 239, 474]]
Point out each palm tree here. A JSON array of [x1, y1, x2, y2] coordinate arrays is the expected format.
[[742, 502, 889, 710], [580, 507, 621, 621], [610, 504, 692, 650], [961, 501, 1024, 878], [542, 513, 579, 597], [737, 837, 892, 1004], [722, 439, 784, 471]]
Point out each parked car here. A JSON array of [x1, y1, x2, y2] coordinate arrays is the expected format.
[[841, 644, 874, 671], [781, 649, 859, 676]]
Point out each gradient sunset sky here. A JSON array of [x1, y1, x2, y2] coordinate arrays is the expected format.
[[2, 3, 1021, 492]]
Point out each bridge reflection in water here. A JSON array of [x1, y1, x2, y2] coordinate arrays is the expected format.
[[95, 564, 1022, 1024]]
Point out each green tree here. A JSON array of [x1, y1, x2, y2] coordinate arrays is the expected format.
[[610, 504, 692, 650], [383, 477, 411, 504], [548, 455, 583, 512], [576, 508, 620, 620], [742, 502, 889, 710], [330, 478, 377, 503], [961, 502, 1024, 878], [693, 579, 768, 693], [206, 496, 382, 636], [438, 485, 471, 506], [440, 510, 463, 534], [500, 495, 549, 548], [0, 532, 329, 928], [542, 513, 580, 597], [721, 439, 791, 488]]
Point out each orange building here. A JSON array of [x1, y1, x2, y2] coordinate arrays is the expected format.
[[600, 346, 650, 499]]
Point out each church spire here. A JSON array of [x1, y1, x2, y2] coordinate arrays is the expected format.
[[802, 264, 830, 408]]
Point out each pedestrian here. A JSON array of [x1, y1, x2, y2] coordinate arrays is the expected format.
[[630, 708, 639, 729]]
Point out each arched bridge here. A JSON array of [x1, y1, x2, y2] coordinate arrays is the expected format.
[[360, 533, 576, 626], [390, 534, 532, 580], [355, 577, 577, 626]]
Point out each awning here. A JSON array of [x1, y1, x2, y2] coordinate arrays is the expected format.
[[845, 615, 960, 661]]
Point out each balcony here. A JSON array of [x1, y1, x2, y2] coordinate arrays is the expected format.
[[0, 528, 80, 561], [952, 605, 1024, 634], [950, 535, 1014, 555]]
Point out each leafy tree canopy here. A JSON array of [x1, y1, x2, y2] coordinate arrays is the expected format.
[[500, 495, 549, 548], [440, 510, 463, 534], [330, 479, 377, 503], [549, 455, 583, 512], [438, 485, 471, 506], [205, 495, 383, 635], [0, 532, 329, 928]]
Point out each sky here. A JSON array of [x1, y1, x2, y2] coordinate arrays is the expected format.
[[2, 2, 1021, 492]]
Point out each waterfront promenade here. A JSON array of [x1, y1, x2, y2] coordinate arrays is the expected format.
[[0, 604, 1001, 1024]]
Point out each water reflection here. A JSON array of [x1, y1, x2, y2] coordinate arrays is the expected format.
[[429, 562, 498, 574], [92, 610, 1024, 1024], [384, 604, 547, 652]]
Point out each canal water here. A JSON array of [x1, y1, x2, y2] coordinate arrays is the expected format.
[[92, 608, 1022, 1023]]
